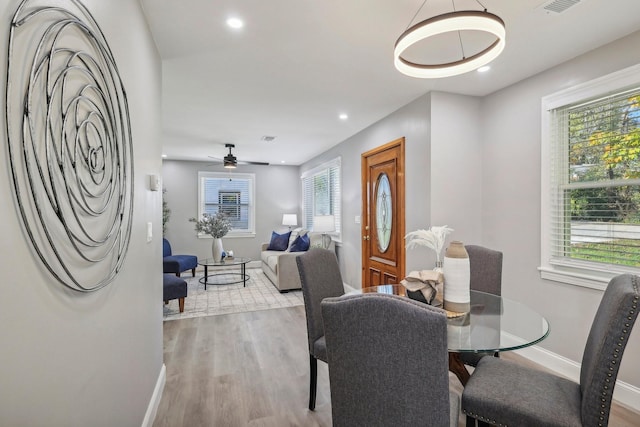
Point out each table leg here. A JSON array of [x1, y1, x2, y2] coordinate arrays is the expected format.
[[242, 263, 246, 287], [448, 352, 471, 386], [204, 265, 208, 290]]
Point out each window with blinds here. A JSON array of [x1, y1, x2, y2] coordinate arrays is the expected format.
[[549, 86, 640, 270], [198, 172, 255, 236], [301, 157, 341, 239]]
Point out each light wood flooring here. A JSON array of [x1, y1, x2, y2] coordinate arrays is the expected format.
[[154, 306, 640, 427]]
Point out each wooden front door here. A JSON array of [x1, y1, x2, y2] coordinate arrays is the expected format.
[[361, 138, 405, 287]]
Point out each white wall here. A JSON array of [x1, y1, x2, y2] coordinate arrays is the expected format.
[[0, 0, 163, 425], [300, 92, 483, 287], [481, 30, 640, 390], [430, 92, 483, 243], [161, 160, 300, 262]]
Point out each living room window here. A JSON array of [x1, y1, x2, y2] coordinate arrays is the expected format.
[[198, 172, 255, 237], [301, 157, 341, 241], [540, 64, 640, 289], [218, 191, 241, 221]]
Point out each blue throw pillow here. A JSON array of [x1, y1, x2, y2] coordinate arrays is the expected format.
[[289, 233, 310, 252], [267, 231, 291, 251]]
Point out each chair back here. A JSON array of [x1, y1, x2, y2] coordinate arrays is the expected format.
[[466, 245, 503, 295], [322, 293, 451, 427], [162, 238, 172, 257], [296, 248, 345, 353], [579, 274, 639, 425]]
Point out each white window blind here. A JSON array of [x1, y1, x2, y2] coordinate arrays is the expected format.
[[548, 86, 640, 270], [198, 172, 255, 236], [301, 157, 341, 239]]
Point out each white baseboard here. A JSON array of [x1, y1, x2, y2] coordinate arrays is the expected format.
[[514, 344, 640, 412], [141, 364, 166, 427]]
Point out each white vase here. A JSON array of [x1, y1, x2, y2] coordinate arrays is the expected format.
[[443, 241, 470, 315], [212, 238, 224, 262]]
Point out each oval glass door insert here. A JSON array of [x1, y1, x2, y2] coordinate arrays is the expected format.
[[376, 173, 392, 252]]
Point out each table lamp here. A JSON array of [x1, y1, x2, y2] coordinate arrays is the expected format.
[[282, 214, 297, 230], [313, 215, 335, 249]]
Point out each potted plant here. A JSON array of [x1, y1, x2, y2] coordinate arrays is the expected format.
[[162, 188, 170, 235], [189, 212, 232, 262]]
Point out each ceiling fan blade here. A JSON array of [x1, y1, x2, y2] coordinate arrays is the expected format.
[[204, 156, 223, 167], [238, 160, 270, 166]]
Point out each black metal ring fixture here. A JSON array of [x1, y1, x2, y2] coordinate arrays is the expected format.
[[6, 0, 134, 292]]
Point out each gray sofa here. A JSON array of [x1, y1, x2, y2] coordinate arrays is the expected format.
[[261, 230, 335, 292]]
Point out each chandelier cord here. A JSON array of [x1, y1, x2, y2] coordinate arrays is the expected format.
[[452, 0, 468, 60], [405, 0, 429, 30], [475, 0, 488, 11]]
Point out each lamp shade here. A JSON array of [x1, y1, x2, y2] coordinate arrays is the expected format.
[[313, 215, 335, 233], [282, 214, 298, 227]]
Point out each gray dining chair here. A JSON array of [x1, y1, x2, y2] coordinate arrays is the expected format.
[[321, 293, 460, 427], [465, 244, 502, 296], [462, 273, 640, 427], [459, 245, 503, 368], [296, 247, 345, 410]]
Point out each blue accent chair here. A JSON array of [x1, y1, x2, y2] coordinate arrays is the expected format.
[[163, 238, 197, 277], [163, 274, 187, 312]]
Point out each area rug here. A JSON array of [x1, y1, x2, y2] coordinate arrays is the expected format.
[[163, 268, 304, 321]]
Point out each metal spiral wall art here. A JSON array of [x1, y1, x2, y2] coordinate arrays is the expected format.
[[5, 0, 134, 292]]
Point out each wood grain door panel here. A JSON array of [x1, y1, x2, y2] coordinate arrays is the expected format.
[[361, 138, 405, 288]]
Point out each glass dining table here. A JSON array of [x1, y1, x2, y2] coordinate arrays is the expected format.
[[360, 284, 550, 385]]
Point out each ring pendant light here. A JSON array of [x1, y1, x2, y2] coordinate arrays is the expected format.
[[394, 5, 506, 79]]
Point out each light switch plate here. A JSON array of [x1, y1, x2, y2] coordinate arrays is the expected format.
[[147, 222, 153, 242], [149, 174, 160, 191]]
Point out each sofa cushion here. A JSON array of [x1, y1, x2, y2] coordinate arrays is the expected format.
[[260, 249, 270, 264], [267, 231, 291, 251], [308, 232, 325, 248], [289, 233, 310, 252], [163, 254, 198, 274], [261, 250, 281, 271]]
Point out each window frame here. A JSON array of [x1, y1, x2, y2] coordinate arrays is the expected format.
[[197, 171, 256, 238], [540, 63, 640, 290], [301, 157, 342, 243]]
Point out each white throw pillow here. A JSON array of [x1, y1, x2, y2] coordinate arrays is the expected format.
[[308, 232, 324, 248]]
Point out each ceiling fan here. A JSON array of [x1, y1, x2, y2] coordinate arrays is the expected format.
[[207, 143, 269, 168]]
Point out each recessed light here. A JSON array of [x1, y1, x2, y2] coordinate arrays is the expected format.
[[477, 65, 491, 73], [339, 113, 348, 120], [226, 17, 244, 29], [161, 154, 167, 158], [281, 160, 286, 164]]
